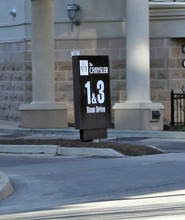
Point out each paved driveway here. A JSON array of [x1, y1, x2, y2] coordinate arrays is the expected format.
[[0, 153, 185, 219]]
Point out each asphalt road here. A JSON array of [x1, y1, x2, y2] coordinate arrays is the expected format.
[[1, 153, 185, 219]]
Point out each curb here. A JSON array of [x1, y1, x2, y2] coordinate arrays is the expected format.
[[0, 172, 13, 201], [108, 129, 185, 139], [58, 147, 124, 157], [0, 145, 58, 155], [0, 145, 124, 157]]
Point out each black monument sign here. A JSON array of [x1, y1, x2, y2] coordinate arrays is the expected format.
[[72, 56, 112, 141]]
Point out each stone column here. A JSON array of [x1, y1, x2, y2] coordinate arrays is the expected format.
[[113, 0, 164, 130], [19, 0, 68, 128], [126, 0, 151, 103], [31, 0, 56, 104]]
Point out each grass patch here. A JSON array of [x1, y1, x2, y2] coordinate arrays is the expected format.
[[164, 124, 185, 131]]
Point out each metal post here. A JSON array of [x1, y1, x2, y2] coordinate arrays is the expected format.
[[171, 89, 174, 126]]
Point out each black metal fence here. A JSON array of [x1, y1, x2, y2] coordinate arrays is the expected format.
[[171, 89, 185, 126]]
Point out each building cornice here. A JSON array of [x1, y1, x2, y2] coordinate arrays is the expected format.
[[149, 2, 185, 38], [149, 2, 185, 20]]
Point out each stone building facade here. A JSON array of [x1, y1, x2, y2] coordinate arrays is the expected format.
[[0, 1, 185, 126]]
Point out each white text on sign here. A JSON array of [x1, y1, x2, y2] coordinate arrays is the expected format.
[[87, 106, 106, 114]]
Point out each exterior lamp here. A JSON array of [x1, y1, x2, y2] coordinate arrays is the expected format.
[[182, 45, 185, 53], [182, 60, 185, 68], [182, 85, 185, 93], [66, 2, 80, 31], [9, 9, 16, 16]]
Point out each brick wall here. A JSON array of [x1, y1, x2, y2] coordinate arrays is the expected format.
[[150, 38, 185, 123], [0, 41, 32, 121], [0, 38, 184, 125]]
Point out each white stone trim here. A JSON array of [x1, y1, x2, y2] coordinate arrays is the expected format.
[[113, 102, 164, 110]]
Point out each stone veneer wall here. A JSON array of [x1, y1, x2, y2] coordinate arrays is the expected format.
[[150, 38, 185, 123], [0, 38, 185, 125], [0, 41, 32, 121]]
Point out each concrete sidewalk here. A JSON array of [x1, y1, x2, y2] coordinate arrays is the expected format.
[[0, 120, 184, 139]]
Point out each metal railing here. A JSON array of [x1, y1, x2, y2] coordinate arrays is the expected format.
[[171, 89, 185, 126]]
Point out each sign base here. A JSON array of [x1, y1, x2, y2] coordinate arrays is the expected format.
[[80, 129, 107, 141]]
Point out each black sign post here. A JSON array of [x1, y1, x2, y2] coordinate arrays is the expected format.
[[72, 56, 112, 141]]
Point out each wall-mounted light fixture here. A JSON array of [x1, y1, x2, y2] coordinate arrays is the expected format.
[[182, 45, 185, 54], [9, 9, 16, 17], [182, 85, 185, 93], [182, 60, 185, 68], [66, 2, 80, 31]]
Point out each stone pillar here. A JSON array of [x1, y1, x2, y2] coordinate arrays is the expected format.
[[126, 0, 151, 103], [19, 0, 68, 128], [31, 0, 56, 104], [113, 0, 164, 130]]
